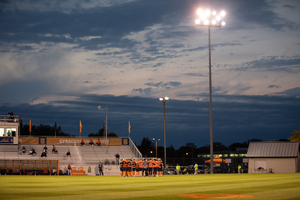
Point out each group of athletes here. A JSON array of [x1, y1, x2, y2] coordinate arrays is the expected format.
[[119, 158, 163, 177]]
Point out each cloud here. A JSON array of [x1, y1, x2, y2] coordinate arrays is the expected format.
[[274, 87, 300, 98], [226, 56, 300, 72], [132, 87, 152, 94], [184, 73, 206, 77], [268, 85, 280, 89], [3, 93, 299, 148], [145, 81, 182, 88]]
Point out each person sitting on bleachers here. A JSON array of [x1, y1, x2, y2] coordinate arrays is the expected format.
[[66, 150, 71, 158], [52, 145, 58, 154], [41, 150, 47, 157], [22, 146, 26, 154], [43, 145, 48, 153], [29, 148, 36, 156], [96, 139, 101, 146], [80, 139, 85, 146], [89, 139, 94, 146]]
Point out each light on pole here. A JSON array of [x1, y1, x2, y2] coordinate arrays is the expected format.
[[159, 96, 169, 174], [153, 137, 160, 158], [195, 9, 226, 174], [98, 105, 114, 154]]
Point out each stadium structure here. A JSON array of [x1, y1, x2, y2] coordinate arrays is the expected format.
[[0, 114, 142, 175]]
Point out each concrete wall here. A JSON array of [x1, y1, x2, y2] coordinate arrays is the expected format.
[[248, 158, 298, 174]]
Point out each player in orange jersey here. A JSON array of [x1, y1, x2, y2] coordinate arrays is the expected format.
[[158, 158, 163, 176], [131, 159, 136, 177], [137, 159, 143, 176], [122, 159, 128, 176], [127, 159, 132, 177]]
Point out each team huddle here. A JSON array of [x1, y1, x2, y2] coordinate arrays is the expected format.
[[120, 158, 163, 177]]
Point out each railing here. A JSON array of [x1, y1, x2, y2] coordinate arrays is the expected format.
[[0, 115, 20, 123], [128, 137, 142, 158]]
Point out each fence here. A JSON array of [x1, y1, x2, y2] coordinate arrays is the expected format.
[[0, 159, 59, 175]]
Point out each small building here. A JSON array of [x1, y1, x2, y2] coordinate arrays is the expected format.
[[247, 142, 300, 174], [0, 114, 20, 145]]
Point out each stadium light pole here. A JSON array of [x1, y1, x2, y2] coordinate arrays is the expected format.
[[98, 105, 114, 154], [159, 96, 169, 174], [153, 137, 160, 158], [195, 9, 226, 174]]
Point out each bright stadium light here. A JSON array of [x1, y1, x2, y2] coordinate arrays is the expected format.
[[195, 8, 226, 174], [159, 96, 169, 174]]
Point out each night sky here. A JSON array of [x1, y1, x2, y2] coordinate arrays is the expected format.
[[0, 0, 299, 148]]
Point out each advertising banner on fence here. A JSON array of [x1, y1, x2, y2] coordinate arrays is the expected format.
[[18, 137, 128, 146], [0, 137, 14, 144]]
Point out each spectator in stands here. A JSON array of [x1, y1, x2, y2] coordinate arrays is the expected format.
[[52, 145, 57, 154], [67, 164, 72, 175], [29, 148, 36, 156], [115, 153, 120, 164], [22, 146, 26, 154], [43, 145, 48, 153], [80, 139, 85, 146], [41, 150, 47, 157], [8, 110, 14, 119], [89, 139, 94, 146], [66, 150, 71, 158], [98, 162, 104, 176], [96, 139, 101, 146]]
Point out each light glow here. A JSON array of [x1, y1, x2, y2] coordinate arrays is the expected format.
[[195, 8, 226, 27], [197, 9, 203, 15], [205, 9, 211, 16]]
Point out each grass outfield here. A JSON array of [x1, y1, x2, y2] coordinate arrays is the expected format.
[[0, 174, 300, 200]]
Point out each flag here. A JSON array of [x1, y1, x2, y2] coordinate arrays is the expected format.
[[128, 121, 131, 133], [54, 120, 57, 133], [80, 120, 82, 133], [29, 120, 32, 132]]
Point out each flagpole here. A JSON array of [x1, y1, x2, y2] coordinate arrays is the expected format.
[[55, 120, 57, 138], [97, 105, 114, 154], [128, 121, 131, 138], [29, 119, 32, 137]]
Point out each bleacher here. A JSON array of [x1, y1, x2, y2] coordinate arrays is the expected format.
[[0, 144, 139, 175]]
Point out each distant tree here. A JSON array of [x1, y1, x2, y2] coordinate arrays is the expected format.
[[198, 145, 210, 154], [108, 132, 118, 137], [88, 128, 118, 137], [228, 142, 248, 150], [166, 145, 176, 158], [21, 123, 70, 136], [213, 142, 228, 151], [289, 129, 300, 142], [278, 138, 289, 141], [248, 138, 263, 144], [137, 137, 154, 157]]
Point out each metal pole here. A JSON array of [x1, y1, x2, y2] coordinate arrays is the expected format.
[[208, 26, 214, 174], [106, 106, 108, 154], [163, 101, 167, 174], [155, 140, 158, 158]]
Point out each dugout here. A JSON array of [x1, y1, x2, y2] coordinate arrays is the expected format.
[[0, 159, 59, 175], [247, 142, 300, 174]]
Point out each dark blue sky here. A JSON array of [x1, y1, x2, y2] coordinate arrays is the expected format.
[[0, 0, 299, 148]]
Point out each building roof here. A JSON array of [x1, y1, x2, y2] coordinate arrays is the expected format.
[[247, 142, 299, 158]]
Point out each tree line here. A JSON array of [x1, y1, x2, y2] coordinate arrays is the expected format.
[[20, 122, 118, 137], [136, 136, 292, 158]]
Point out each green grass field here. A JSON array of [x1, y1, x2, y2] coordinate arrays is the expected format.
[[1, 173, 300, 200]]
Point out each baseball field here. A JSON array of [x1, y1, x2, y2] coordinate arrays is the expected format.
[[1, 173, 300, 200]]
